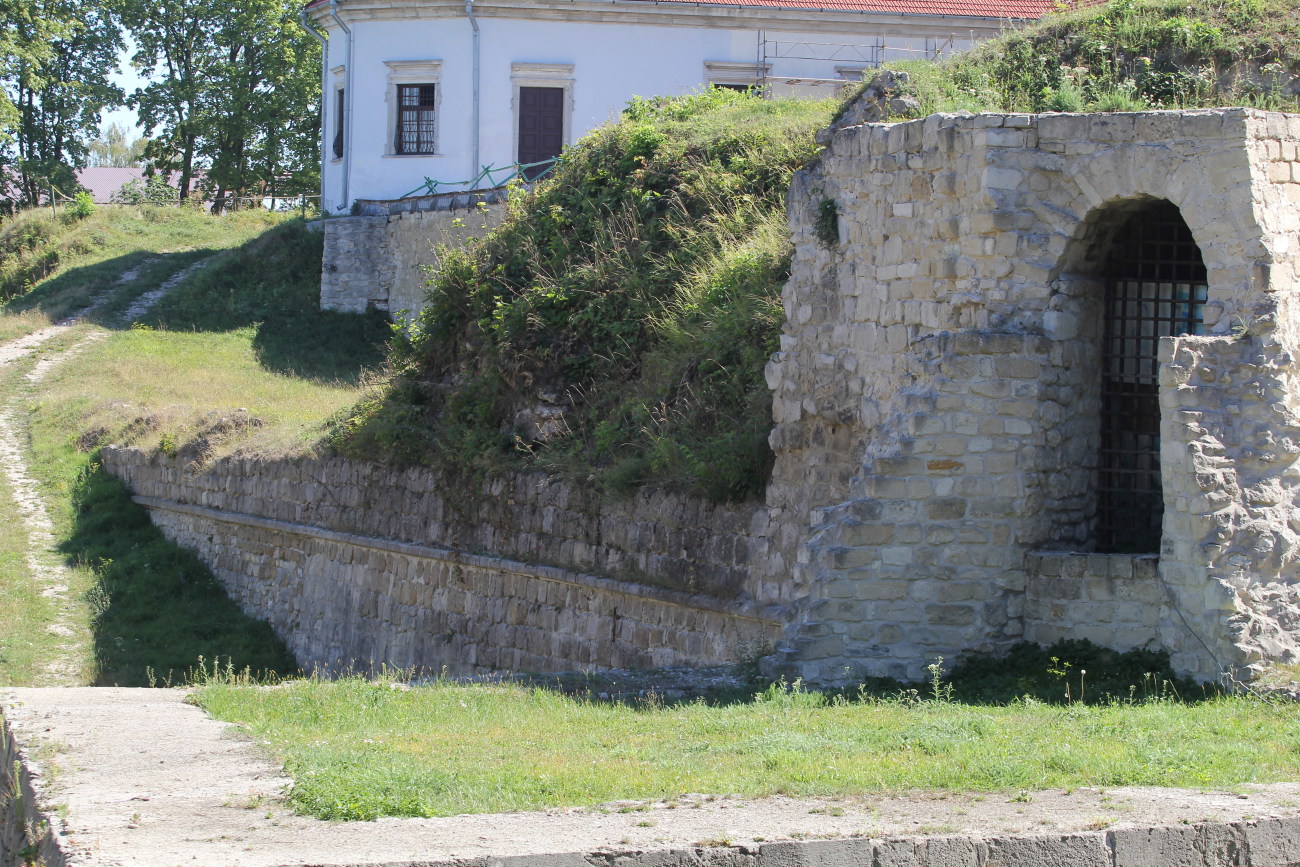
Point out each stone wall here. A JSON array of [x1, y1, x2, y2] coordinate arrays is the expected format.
[[763, 106, 1300, 683], [1022, 553, 1162, 651], [102, 448, 778, 673], [320, 189, 507, 319]]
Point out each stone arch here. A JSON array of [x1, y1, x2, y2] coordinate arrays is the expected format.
[[1031, 142, 1274, 332], [1046, 195, 1211, 553]]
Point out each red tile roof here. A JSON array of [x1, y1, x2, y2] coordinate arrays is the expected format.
[[626, 0, 1052, 15]]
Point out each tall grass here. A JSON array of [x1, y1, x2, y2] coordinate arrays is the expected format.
[[895, 0, 1300, 115]]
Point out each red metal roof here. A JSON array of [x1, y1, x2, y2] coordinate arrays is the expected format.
[[625, 0, 1052, 15]]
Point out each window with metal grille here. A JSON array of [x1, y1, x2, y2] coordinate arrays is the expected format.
[[1096, 200, 1207, 553], [395, 84, 436, 155]]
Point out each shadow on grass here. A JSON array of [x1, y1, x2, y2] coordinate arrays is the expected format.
[[5, 249, 170, 322], [6, 218, 390, 384], [509, 638, 1219, 709], [139, 218, 391, 385], [66, 460, 297, 686]]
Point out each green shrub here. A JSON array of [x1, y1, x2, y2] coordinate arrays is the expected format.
[[112, 175, 178, 206], [67, 190, 95, 220]]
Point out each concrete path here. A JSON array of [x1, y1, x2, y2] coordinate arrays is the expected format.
[[4, 687, 1300, 866]]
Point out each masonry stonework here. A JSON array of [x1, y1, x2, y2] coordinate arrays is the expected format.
[[762, 105, 1300, 683], [101, 448, 778, 673], [320, 190, 507, 319]]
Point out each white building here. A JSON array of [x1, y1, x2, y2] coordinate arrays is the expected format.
[[302, 0, 1053, 213]]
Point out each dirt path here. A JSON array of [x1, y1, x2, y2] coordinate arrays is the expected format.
[[0, 257, 210, 684]]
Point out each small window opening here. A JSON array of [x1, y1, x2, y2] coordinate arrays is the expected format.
[[1096, 200, 1207, 553], [332, 87, 345, 159]]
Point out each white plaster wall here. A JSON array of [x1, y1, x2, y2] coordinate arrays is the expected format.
[[317, 8, 977, 211]]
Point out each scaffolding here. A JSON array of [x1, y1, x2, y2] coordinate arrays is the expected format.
[[754, 32, 959, 88]]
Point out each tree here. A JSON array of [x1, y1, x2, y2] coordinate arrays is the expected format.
[[87, 122, 148, 167], [0, 0, 124, 206], [118, 0, 215, 201], [120, 0, 320, 208]]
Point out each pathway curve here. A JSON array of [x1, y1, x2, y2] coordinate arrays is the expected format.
[[0, 256, 211, 684]]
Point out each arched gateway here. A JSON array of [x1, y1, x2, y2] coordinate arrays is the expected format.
[[1095, 200, 1208, 553]]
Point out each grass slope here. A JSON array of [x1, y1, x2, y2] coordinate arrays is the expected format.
[[330, 89, 837, 503], [0, 207, 384, 685], [0, 205, 285, 325]]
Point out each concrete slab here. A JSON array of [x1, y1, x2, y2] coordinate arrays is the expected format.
[[4, 688, 1300, 867]]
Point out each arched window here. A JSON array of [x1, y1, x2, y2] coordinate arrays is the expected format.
[[1096, 200, 1207, 553]]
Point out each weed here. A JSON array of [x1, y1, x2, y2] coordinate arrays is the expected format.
[[814, 197, 840, 249]]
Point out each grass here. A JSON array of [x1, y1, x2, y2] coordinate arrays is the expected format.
[[29, 326, 374, 464], [195, 673, 1300, 821], [892, 0, 1300, 115], [0, 440, 74, 683], [0, 204, 286, 322]]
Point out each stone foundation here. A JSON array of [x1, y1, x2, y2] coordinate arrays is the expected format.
[[321, 189, 507, 319], [763, 105, 1300, 683]]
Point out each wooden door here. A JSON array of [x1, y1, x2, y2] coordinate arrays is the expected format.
[[518, 86, 564, 179]]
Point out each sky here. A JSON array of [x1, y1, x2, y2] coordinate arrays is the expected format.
[[101, 38, 147, 139]]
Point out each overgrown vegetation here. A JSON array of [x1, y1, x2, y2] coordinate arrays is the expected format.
[[196, 641, 1289, 821], [894, 0, 1300, 114], [330, 89, 836, 503]]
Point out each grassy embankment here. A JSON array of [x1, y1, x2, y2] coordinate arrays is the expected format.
[[330, 89, 835, 505], [0, 205, 388, 685], [328, 0, 1300, 529], [892, 0, 1300, 114]]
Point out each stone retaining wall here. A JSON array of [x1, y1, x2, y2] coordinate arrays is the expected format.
[[320, 189, 507, 319], [0, 715, 65, 867], [102, 449, 777, 673]]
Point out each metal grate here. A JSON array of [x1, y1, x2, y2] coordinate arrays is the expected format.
[[1097, 201, 1207, 553], [396, 84, 437, 155]]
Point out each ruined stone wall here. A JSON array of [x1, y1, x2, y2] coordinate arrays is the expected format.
[[101, 448, 776, 673], [320, 191, 507, 319], [764, 107, 1300, 683]]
